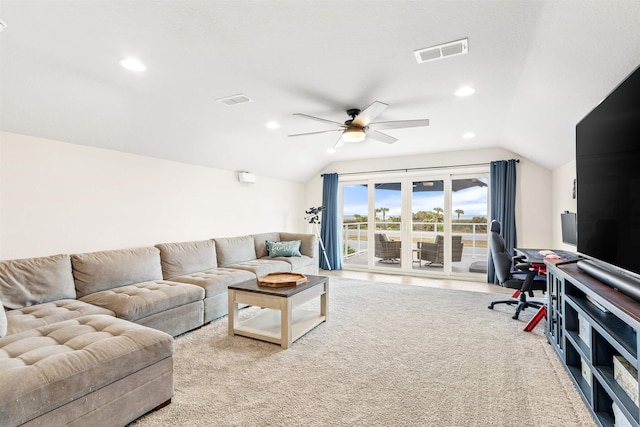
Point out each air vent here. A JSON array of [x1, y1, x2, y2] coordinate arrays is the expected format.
[[216, 94, 254, 106], [414, 38, 468, 64]]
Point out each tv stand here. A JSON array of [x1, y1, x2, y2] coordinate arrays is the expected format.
[[546, 260, 640, 427], [577, 259, 640, 302]]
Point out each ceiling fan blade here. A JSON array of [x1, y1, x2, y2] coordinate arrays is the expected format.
[[352, 101, 388, 127], [369, 119, 430, 130], [288, 129, 342, 137], [367, 130, 398, 144], [334, 135, 346, 149], [293, 113, 345, 127]]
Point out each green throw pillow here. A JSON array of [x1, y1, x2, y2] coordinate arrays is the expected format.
[[266, 240, 302, 257]]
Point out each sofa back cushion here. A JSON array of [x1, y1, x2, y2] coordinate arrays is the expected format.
[[253, 232, 281, 258], [0, 254, 76, 310], [214, 235, 257, 266], [72, 247, 163, 298], [155, 239, 217, 279], [0, 305, 6, 338], [280, 232, 318, 258]]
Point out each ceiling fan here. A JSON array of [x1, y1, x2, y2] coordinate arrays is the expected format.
[[288, 101, 429, 148]]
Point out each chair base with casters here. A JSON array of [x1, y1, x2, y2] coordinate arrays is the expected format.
[[488, 287, 544, 320]]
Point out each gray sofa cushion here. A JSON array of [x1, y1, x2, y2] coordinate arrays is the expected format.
[[0, 315, 173, 427], [72, 247, 163, 298], [0, 306, 6, 338], [0, 254, 75, 310], [224, 259, 292, 277], [5, 299, 114, 336], [263, 255, 315, 274], [253, 232, 281, 258], [79, 280, 204, 322], [280, 232, 318, 259], [214, 235, 257, 266], [155, 239, 217, 279], [169, 268, 255, 297]]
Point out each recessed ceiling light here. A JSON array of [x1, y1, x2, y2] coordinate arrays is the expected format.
[[120, 58, 146, 72], [455, 86, 475, 97], [326, 148, 336, 154], [462, 132, 476, 139], [266, 121, 280, 129]]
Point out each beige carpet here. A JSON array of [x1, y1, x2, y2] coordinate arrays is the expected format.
[[130, 278, 595, 427]]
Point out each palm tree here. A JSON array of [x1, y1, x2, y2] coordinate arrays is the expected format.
[[375, 207, 389, 221], [454, 209, 464, 220], [376, 207, 390, 230], [432, 207, 444, 223]]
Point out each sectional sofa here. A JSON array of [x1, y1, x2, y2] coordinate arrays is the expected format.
[[0, 232, 318, 427]]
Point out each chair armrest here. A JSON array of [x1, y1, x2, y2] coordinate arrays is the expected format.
[[382, 241, 401, 249], [417, 242, 437, 250]]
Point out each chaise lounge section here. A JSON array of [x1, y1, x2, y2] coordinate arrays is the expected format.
[[0, 253, 174, 427]]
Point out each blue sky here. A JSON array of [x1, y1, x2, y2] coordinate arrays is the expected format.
[[343, 180, 488, 218]]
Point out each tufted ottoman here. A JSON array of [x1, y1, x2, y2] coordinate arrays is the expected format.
[[0, 314, 173, 427]]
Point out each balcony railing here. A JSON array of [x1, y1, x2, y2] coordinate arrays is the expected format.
[[342, 221, 488, 259]]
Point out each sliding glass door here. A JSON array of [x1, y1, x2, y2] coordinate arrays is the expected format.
[[373, 181, 402, 269], [340, 171, 489, 279], [342, 183, 368, 268]]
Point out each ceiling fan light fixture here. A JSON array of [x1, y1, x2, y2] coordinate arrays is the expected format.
[[342, 128, 366, 143]]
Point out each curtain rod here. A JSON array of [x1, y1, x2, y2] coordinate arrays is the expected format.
[[321, 159, 519, 177]]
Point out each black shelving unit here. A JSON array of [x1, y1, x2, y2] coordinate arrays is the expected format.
[[547, 260, 640, 427]]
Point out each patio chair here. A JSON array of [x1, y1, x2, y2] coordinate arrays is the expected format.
[[417, 235, 464, 266], [375, 233, 401, 263]]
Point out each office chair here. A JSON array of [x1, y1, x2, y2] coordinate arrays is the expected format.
[[487, 220, 546, 320]]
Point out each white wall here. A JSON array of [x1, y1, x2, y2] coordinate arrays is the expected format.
[[0, 132, 306, 260], [551, 159, 578, 250], [304, 147, 554, 248]]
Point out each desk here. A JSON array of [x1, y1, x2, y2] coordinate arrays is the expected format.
[[515, 248, 580, 263], [515, 248, 548, 263]]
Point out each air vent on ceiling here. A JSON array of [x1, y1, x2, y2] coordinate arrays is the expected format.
[[414, 38, 468, 64], [216, 94, 254, 106]]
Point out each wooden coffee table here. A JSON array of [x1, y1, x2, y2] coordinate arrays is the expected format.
[[228, 275, 328, 349]]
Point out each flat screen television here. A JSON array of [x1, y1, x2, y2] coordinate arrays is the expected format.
[[576, 63, 640, 295], [560, 212, 577, 246]]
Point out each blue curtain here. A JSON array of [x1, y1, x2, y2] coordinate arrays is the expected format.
[[488, 159, 518, 284], [320, 173, 342, 270]]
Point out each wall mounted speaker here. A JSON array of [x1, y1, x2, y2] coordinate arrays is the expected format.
[[238, 172, 256, 184]]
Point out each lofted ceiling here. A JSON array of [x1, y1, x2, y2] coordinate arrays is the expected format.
[[1, 0, 640, 182]]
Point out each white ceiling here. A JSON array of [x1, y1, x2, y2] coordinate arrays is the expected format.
[[1, 1, 640, 182]]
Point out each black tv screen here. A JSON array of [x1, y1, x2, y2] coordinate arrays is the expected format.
[[561, 212, 577, 246], [576, 64, 640, 279]]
